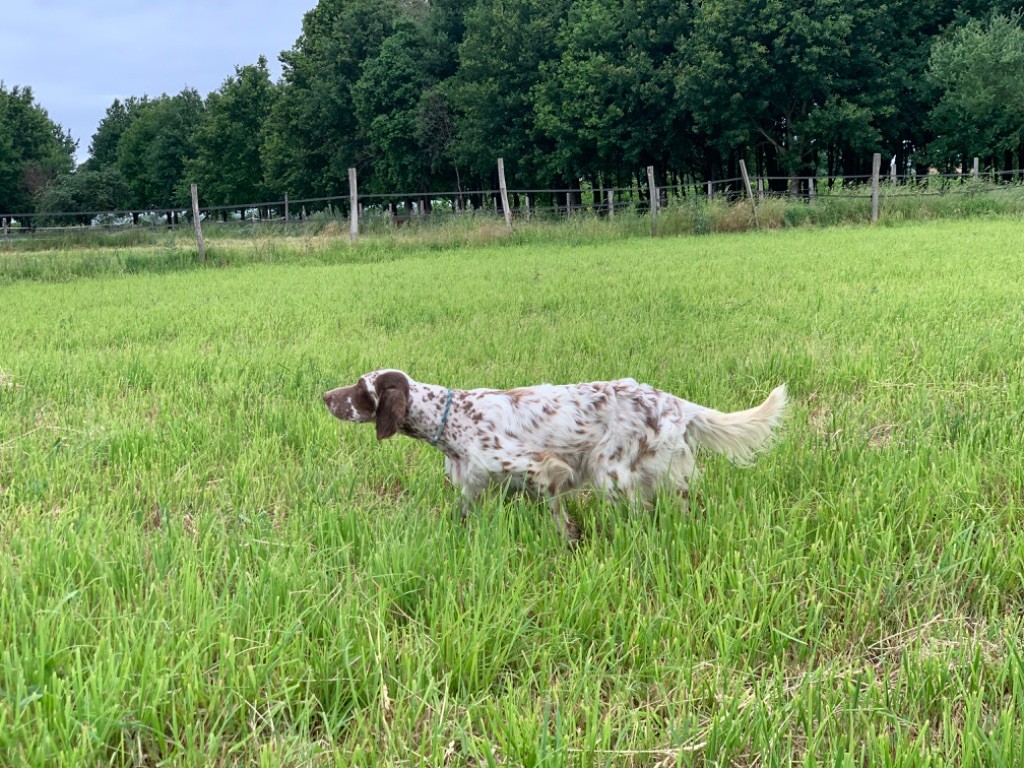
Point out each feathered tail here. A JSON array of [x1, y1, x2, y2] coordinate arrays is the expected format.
[[686, 384, 787, 464]]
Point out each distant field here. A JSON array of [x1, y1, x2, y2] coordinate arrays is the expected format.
[[2, 219, 1024, 766]]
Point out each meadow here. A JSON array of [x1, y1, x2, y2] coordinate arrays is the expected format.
[[2, 218, 1024, 766]]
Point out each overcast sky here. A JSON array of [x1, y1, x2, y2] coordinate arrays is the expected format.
[[1, 1, 317, 164]]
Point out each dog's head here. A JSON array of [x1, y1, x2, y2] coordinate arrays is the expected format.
[[323, 369, 410, 440]]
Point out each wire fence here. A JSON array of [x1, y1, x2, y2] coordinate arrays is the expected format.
[[3, 161, 1024, 245]]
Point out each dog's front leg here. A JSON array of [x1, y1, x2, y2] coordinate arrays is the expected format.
[[460, 488, 476, 521], [445, 455, 485, 522]]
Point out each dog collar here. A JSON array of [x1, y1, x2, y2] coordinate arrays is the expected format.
[[430, 389, 454, 446]]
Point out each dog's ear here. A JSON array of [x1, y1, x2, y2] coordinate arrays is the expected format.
[[374, 372, 409, 440]]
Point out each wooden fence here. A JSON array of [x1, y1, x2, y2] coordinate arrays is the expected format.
[[3, 154, 1022, 247]]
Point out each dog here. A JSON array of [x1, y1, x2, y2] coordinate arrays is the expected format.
[[323, 369, 786, 539]]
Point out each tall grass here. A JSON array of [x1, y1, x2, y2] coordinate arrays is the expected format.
[[2, 219, 1024, 765]]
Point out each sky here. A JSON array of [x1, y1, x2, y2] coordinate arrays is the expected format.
[[1, 1, 317, 164]]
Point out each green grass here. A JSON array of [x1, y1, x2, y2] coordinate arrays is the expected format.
[[2, 219, 1024, 766]]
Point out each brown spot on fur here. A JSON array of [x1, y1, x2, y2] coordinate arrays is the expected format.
[[506, 388, 529, 406], [630, 434, 658, 471], [645, 413, 659, 433]]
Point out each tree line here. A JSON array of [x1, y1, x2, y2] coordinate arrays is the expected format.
[[3, 0, 1024, 219]]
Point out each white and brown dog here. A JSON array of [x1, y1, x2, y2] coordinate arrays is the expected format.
[[324, 370, 785, 539]]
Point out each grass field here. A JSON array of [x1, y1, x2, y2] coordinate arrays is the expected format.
[[2, 218, 1024, 766]]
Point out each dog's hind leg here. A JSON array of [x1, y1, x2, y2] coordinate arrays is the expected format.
[[550, 497, 580, 542], [529, 453, 580, 542], [666, 448, 698, 512]]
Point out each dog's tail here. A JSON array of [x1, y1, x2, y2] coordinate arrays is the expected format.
[[686, 384, 787, 465]]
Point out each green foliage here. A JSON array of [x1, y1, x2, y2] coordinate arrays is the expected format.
[[8, 0, 1024, 216], [927, 11, 1024, 169], [676, 0, 890, 179], [0, 84, 76, 214], [34, 168, 131, 224], [450, 0, 570, 186], [532, 0, 686, 185], [83, 98, 147, 172], [188, 58, 278, 207], [352, 17, 449, 193], [115, 89, 205, 209], [260, 0, 405, 198]]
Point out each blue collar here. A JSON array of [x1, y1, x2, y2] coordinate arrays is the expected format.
[[429, 389, 454, 446]]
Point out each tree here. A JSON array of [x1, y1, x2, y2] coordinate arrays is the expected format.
[[532, 0, 690, 190], [674, 0, 890, 184], [20, 0, 1018, 216], [84, 97, 147, 171], [0, 112, 18, 215], [449, 0, 571, 191], [115, 89, 204, 209], [188, 58, 278, 207], [35, 167, 131, 224], [844, 0, 1017, 177], [352, 15, 452, 193], [261, 0, 403, 199], [0, 84, 76, 215], [927, 11, 1024, 173]]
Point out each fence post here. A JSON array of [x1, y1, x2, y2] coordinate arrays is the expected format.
[[757, 177, 764, 205], [348, 167, 358, 244], [738, 159, 759, 231], [525, 194, 531, 222], [973, 157, 980, 182], [647, 165, 658, 236], [284, 193, 289, 222], [706, 181, 712, 202], [189, 183, 205, 263], [607, 188, 614, 220], [870, 152, 881, 223], [497, 158, 513, 230], [808, 177, 815, 201]]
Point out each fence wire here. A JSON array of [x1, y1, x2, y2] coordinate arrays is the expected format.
[[3, 169, 1023, 245]]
